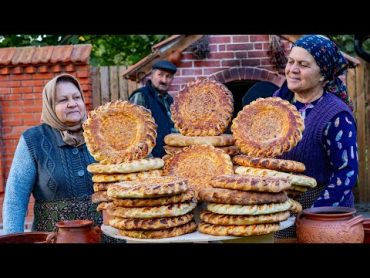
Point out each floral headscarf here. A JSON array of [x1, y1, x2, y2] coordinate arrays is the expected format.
[[294, 35, 353, 111], [41, 73, 87, 147]]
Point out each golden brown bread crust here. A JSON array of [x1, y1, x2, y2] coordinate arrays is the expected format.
[[92, 169, 162, 183], [83, 100, 157, 164], [198, 222, 280, 236], [108, 199, 197, 218], [210, 174, 291, 193], [87, 158, 164, 174], [232, 155, 306, 173], [164, 133, 235, 147], [93, 183, 110, 192], [96, 202, 113, 211], [200, 210, 290, 226], [171, 78, 234, 136], [207, 200, 292, 215], [118, 221, 197, 239], [287, 198, 302, 213], [234, 166, 317, 188], [164, 145, 240, 156], [231, 97, 304, 157], [109, 213, 193, 230], [112, 189, 195, 207], [162, 145, 234, 194], [107, 176, 189, 199], [198, 187, 288, 205], [91, 191, 110, 203]]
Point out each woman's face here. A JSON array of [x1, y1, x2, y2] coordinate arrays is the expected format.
[[285, 46, 324, 94], [55, 81, 86, 126]]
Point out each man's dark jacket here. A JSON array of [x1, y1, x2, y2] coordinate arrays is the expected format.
[[130, 80, 174, 158]]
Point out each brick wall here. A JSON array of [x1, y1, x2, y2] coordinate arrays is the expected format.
[[0, 45, 93, 193], [167, 35, 290, 96]]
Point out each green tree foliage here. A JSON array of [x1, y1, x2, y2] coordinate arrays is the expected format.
[[0, 34, 169, 66], [330, 34, 370, 57]]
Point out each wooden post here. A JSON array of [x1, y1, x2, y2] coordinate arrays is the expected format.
[[355, 61, 367, 203], [365, 62, 370, 203], [109, 66, 119, 101], [100, 66, 110, 105], [119, 66, 129, 101], [91, 67, 101, 108]]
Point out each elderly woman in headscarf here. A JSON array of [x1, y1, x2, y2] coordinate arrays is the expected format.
[[274, 35, 358, 240], [2, 73, 102, 234]]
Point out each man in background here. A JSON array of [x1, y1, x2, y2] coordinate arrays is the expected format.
[[129, 60, 177, 158]]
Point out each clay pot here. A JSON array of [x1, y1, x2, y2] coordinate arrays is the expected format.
[[168, 50, 183, 65], [296, 207, 364, 243], [363, 219, 370, 243], [0, 232, 52, 244], [46, 220, 101, 244]]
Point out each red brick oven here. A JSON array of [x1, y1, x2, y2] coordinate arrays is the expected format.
[[123, 34, 290, 121]]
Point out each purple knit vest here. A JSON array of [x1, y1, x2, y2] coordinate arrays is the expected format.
[[273, 91, 353, 186]]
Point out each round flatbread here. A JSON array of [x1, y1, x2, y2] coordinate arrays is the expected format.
[[164, 145, 240, 156], [91, 191, 110, 203], [231, 97, 304, 157], [108, 199, 197, 218], [118, 221, 197, 239], [83, 100, 157, 164], [112, 189, 195, 207], [210, 174, 291, 193], [200, 210, 290, 226], [92, 169, 162, 183], [96, 202, 113, 211], [171, 78, 234, 136], [107, 176, 189, 199], [198, 187, 288, 205], [109, 213, 193, 230], [207, 200, 291, 215], [234, 166, 317, 188], [87, 158, 164, 174], [287, 198, 302, 213], [232, 155, 305, 173], [163, 145, 234, 193], [164, 133, 234, 147], [198, 222, 280, 236], [93, 183, 111, 192]]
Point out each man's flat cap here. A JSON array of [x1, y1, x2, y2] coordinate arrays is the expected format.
[[152, 60, 177, 74]]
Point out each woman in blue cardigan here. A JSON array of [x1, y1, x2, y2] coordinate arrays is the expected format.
[[2, 73, 102, 234], [274, 35, 358, 239]]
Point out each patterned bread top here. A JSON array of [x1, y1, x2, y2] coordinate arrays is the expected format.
[[163, 145, 234, 193], [232, 154, 306, 173], [171, 78, 234, 136], [231, 97, 304, 157], [83, 100, 157, 164]]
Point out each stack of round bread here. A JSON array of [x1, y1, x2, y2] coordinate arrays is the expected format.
[[230, 97, 316, 214], [88, 158, 165, 224], [165, 78, 240, 157], [198, 174, 293, 236], [83, 100, 165, 225], [163, 145, 234, 196], [105, 176, 198, 239]]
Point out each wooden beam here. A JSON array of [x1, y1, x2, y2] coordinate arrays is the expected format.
[[122, 35, 204, 81]]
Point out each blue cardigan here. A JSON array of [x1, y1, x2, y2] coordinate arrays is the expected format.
[[2, 124, 95, 234]]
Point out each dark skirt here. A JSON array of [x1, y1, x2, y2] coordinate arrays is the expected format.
[[32, 195, 103, 232], [32, 195, 125, 243]]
